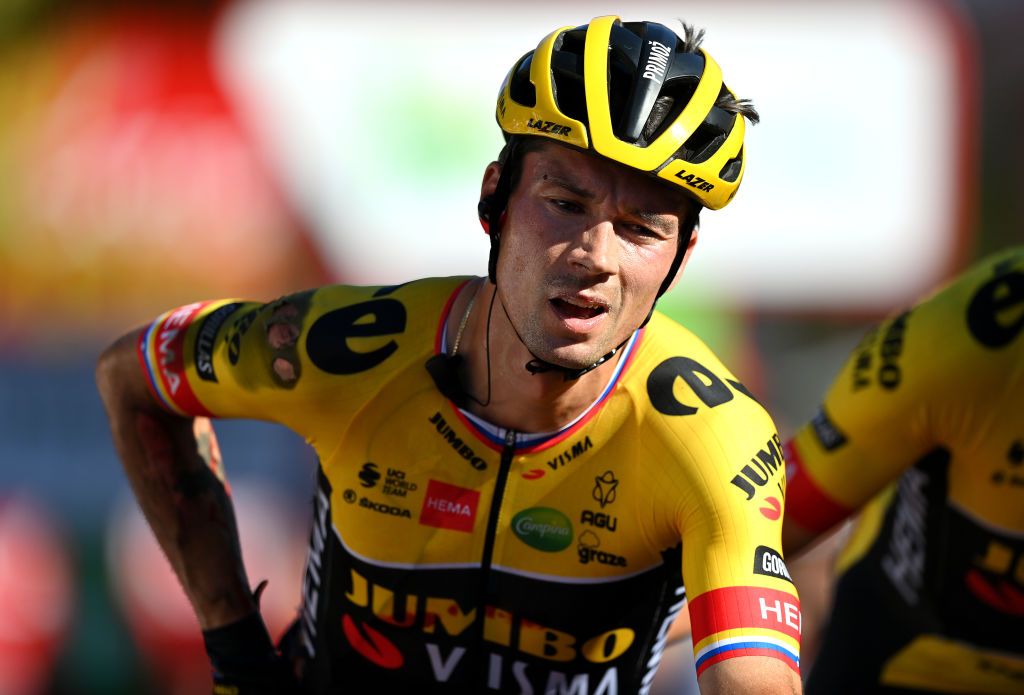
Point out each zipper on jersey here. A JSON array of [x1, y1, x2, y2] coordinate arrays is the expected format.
[[475, 427, 516, 685], [481, 428, 517, 577]]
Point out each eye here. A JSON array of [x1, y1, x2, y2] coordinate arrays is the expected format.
[[623, 223, 659, 239], [548, 198, 584, 214]]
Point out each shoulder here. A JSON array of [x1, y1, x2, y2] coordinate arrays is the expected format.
[[620, 312, 778, 478], [630, 311, 768, 423], [297, 276, 472, 373], [836, 247, 1023, 403]]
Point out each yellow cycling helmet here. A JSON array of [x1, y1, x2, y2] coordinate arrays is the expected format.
[[496, 15, 748, 211]]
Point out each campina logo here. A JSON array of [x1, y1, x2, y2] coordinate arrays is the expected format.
[[511, 507, 573, 552]]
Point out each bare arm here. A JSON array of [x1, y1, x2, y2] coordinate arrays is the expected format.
[[782, 515, 823, 560], [698, 656, 802, 694], [96, 329, 255, 630]]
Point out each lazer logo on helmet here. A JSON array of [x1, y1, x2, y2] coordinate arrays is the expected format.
[[527, 119, 571, 137], [673, 170, 715, 192]]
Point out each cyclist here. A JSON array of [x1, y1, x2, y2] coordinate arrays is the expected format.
[[783, 246, 1024, 694], [97, 16, 802, 694]]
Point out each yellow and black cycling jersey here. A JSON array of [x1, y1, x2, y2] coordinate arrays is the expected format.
[[138, 276, 800, 693], [786, 247, 1024, 694]]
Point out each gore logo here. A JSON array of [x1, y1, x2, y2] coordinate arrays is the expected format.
[[753, 546, 793, 583], [419, 480, 479, 533], [511, 507, 573, 552], [527, 118, 571, 137]]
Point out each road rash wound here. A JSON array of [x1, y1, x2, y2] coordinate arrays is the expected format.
[[265, 293, 313, 387]]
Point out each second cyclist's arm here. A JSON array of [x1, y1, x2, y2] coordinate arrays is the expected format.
[[96, 329, 254, 629]]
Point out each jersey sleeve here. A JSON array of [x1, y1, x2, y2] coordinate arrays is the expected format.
[[684, 413, 802, 679], [135, 283, 426, 451], [785, 305, 946, 534], [638, 337, 798, 679]]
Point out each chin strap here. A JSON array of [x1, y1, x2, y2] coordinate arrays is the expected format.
[[496, 292, 632, 381]]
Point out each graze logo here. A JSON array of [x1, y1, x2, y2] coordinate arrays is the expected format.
[[672, 170, 715, 193], [512, 507, 573, 552], [851, 311, 910, 391], [730, 435, 786, 521], [420, 480, 479, 533], [968, 537, 1024, 615], [194, 302, 241, 382], [342, 567, 633, 689], [306, 294, 407, 375], [547, 436, 593, 472], [225, 308, 258, 366], [967, 258, 1024, 348], [592, 471, 618, 508], [580, 510, 617, 532], [753, 546, 793, 583], [527, 118, 571, 137], [647, 356, 760, 417], [577, 530, 627, 567], [642, 40, 671, 80], [428, 412, 487, 471], [359, 462, 381, 488], [811, 407, 847, 452], [991, 440, 1024, 487]]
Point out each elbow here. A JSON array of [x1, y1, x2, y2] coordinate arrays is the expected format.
[[95, 330, 147, 411]]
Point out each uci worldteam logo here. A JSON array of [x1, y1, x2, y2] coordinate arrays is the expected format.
[[511, 508, 573, 552]]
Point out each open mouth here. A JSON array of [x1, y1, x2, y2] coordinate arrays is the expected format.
[[550, 297, 608, 321]]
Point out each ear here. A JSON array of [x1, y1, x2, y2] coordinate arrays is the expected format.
[[665, 224, 699, 294], [480, 161, 502, 200]]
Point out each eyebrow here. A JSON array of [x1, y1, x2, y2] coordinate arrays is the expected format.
[[541, 173, 594, 200], [541, 171, 680, 230]]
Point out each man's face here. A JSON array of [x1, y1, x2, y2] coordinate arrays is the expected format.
[[494, 141, 694, 370]]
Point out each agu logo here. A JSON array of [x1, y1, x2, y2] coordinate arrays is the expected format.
[[512, 508, 573, 552]]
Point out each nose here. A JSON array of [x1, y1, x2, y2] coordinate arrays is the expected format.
[[570, 220, 617, 277]]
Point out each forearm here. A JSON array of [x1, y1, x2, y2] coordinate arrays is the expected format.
[[97, 334, 254, 629]]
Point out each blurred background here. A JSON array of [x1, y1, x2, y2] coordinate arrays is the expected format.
[[0, 0, 1019, 692]]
